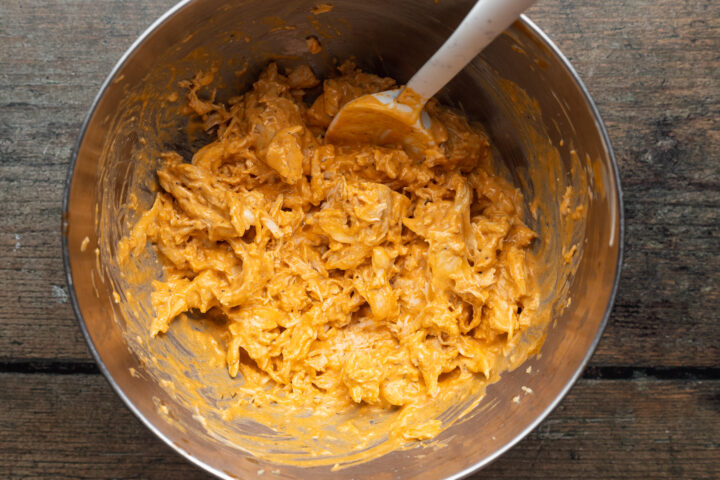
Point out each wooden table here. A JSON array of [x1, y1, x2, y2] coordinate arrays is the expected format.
[[1, 0, 718, 478]]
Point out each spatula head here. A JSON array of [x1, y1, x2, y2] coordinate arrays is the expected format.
[[325, 88, 437, 159]]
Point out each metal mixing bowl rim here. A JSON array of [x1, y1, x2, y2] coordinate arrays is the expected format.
[[449, 18, 624, 479], [61, 4, 624, 478]]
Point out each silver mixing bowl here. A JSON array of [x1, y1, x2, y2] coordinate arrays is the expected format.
[[63, 0, 623, 478]]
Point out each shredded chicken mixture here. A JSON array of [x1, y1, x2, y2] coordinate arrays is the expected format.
[[119, 61, 540, 440]]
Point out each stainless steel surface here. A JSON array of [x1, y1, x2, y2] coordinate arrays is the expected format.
[[62, 0, 623, 478]]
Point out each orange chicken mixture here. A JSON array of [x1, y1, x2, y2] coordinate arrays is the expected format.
[[119, 61, 540, 440]]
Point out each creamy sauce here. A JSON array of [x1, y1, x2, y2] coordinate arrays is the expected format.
[[116, 61, 547, 460], [311, 3, 334, 15], [305, 36, 323, 54]]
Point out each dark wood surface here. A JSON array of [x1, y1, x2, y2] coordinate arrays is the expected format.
[[0, 0, 718, 478], [3, 373, 718, 479]]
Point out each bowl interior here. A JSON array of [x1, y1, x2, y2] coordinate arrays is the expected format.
[[64, 0, 621, 478]]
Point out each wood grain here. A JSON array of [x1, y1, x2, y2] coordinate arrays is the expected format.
[[0, 0, 717, 366], [0, 0, 179, 361], [1, 373, 717, 479], [0, 373, 205, 479], [526, 0, 720, 368]]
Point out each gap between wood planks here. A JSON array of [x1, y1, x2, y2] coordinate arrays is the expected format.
[[0, 359, 718, 380]]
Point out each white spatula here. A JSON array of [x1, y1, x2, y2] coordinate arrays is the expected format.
[[325, 0, 537, 155]]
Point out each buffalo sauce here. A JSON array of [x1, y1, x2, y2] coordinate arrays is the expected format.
[[118, 60, 541, 445]]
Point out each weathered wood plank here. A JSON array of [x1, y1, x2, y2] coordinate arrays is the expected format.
[[1, 373, 717, 479], [0, 0, 718, 366], [0, 0, 178, 361], [0, 373, 207, 479], [525, 0, 720, 367], [479, 379, 720, 479]]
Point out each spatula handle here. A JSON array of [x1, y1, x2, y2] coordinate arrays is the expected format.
[[407, 0, 537, 102]]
